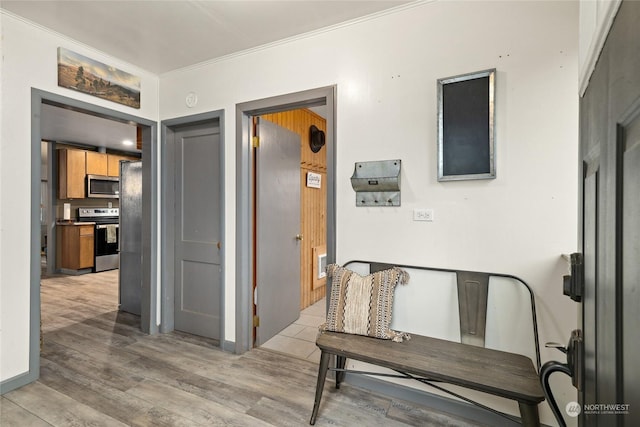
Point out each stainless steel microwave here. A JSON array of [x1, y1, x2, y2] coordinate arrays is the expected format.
[[87, 174, 119, 198]]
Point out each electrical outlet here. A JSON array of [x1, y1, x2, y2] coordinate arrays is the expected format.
[[413, 208, 434, 222]]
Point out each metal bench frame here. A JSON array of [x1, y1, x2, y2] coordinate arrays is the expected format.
[[309, 260, 543, 425]]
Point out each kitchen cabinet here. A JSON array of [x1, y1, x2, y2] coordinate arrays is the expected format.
[[58, 224, 94, 270], [58, 149, 86, 199], [59, 148, 138, 196], [107, 154, 131, 177], [86, 151, 108, 175]]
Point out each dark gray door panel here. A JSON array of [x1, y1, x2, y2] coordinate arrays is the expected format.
[[579, 2, 640, 426]]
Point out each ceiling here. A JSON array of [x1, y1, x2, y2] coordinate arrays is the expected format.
[[2, 0, 411, 75], [5, 1, 410, 153], [41, 104, 140, 153]]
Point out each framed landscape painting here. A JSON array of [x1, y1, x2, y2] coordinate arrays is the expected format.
[[57, 47, 140, 109]]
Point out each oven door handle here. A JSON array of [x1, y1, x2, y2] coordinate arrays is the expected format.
[[96, 224, 119, 229]]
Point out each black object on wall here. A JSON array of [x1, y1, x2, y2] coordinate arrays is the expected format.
[[437, 69, 496, 181], [309, 125, 325, 153]]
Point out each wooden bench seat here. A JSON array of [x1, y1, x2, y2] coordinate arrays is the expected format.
[[310, 331, 545, 426], [309, 261, 545, 425]]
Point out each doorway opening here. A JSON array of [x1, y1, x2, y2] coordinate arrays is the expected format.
[[254, 110, 328, 362], [40, 104, 141, 276], [19, 89, 158, 392], [235, 86, 336, 357]]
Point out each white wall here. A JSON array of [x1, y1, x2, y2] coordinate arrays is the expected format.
[[160, 1, 579, 425], [0, 12, 159, 383]]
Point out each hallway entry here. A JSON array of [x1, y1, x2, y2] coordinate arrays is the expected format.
[[235, 86, 336, 355], [253, 109, 329, 348]]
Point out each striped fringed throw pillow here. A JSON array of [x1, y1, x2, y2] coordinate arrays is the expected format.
[[322, 264, 411, 342]]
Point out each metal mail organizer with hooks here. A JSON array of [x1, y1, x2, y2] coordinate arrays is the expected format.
[[350, 159, 401, 206]]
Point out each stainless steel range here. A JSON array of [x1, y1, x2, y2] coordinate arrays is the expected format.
[[78, 207, 119, 272]]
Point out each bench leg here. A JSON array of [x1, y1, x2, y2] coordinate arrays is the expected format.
[[336, 355, 346, 389], [518, 402, 541, 427], [310, 350, 330, 425]]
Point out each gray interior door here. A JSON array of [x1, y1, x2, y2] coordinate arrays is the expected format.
[[119, 160, 142, 315], [255, 118, 301, 346], [174, 122, 221, 339], [579, 2, 640, 426]]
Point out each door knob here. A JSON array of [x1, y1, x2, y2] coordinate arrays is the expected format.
[[295, 234, 304, 241]]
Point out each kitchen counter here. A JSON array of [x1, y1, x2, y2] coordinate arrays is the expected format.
[[57, 221, 96, 226]]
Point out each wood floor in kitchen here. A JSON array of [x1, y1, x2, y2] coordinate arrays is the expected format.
[[1, 270, 484, 427]]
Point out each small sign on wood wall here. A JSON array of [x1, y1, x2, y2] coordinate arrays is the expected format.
[[306, 172, 322, 189]]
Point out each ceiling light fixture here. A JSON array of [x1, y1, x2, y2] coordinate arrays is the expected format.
[[122, 139, 134, 146]]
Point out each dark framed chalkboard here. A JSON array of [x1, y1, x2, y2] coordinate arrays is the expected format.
[[437, 69, 495, 181]]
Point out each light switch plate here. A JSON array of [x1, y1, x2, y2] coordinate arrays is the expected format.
[[413, 208, 434, 221]]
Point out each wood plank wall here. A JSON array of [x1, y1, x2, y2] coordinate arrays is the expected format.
[[261, 109, 327, 310]]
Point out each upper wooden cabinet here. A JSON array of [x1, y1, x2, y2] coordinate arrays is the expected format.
[[85, 151, 108, 176], [59, 148, 139, 197], [58, 149, 86, 199], [107, 154, 132, 177]]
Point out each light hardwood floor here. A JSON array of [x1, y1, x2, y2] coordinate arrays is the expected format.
[[1, 270, 485, 426]]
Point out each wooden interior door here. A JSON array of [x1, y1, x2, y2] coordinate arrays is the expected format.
[[579, 2, 640, 426]]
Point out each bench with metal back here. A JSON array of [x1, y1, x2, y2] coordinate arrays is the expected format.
[[309, 260, 544, 426]]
